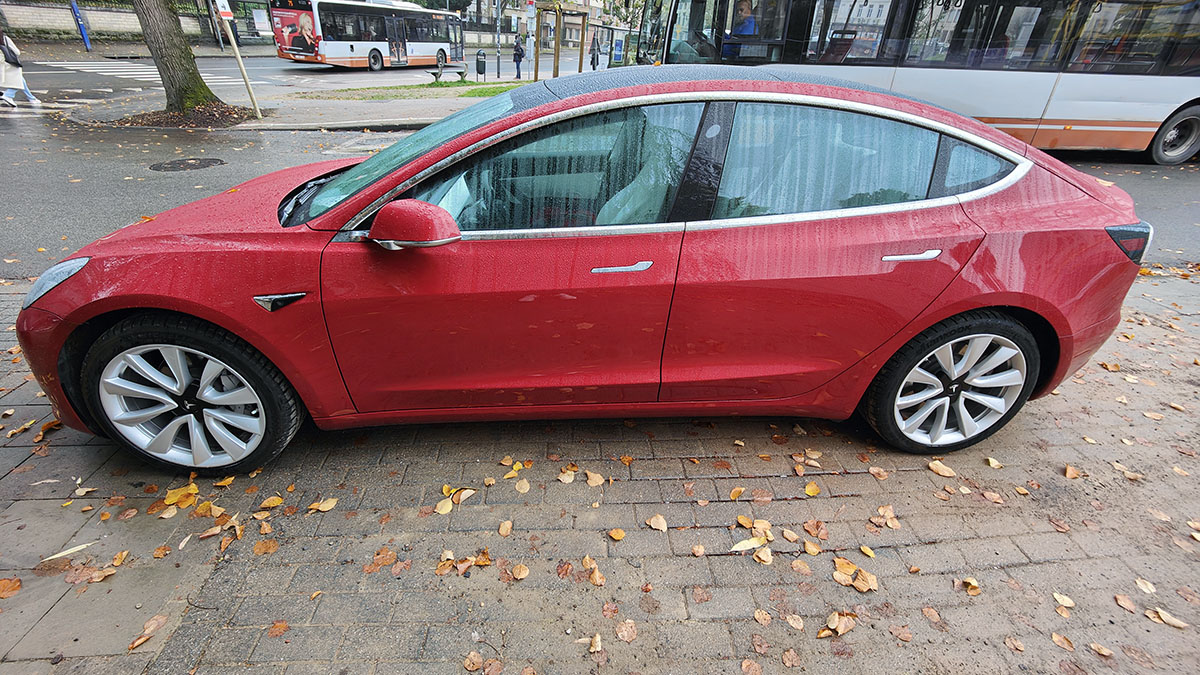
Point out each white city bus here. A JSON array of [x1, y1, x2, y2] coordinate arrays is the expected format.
[[270, 0, 463, 70], [630, 0, 1200, 163]]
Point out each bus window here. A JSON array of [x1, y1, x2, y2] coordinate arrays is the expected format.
[[1164, 3, 1199, 75], [639, 0, 668, 62], [904, 0, 1075, 72], [669, 0, 721, 63], [809, 0, 899, 63], [1068, 0, 1191, 74]]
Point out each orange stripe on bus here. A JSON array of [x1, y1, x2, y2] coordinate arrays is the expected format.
[[1031, 127, 1155, 152]]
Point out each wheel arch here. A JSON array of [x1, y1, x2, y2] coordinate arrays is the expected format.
[[58, 307, 315, 435], [845, 302, 1064, 418], [1148, 98, 1200, 154]]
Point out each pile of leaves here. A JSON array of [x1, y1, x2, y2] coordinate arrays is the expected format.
[[110, 102, 260, 129]]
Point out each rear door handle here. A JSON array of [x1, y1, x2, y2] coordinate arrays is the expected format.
[[881, 249, 942, 262], [591, 261, 653, 274]]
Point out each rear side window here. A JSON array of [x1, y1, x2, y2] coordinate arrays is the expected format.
[[713, 102, 938, 219], [928, 137, 1016, 199]]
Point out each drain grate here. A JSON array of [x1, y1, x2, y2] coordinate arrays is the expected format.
[[149, 158, 227, 172]]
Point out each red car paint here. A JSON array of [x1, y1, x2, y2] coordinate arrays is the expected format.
[[17, 72, 1141, 442]]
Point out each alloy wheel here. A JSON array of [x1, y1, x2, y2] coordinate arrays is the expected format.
[[97, 344, 266, 468], [892, 333, 1027, 447]]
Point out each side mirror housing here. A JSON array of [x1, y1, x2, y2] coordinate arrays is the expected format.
[[365, 199, 461, 250]]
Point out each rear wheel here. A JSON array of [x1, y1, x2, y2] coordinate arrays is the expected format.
[[864, 311, 1040, 454], [81, 315, 302, 473], [368, 49, 383, 71], [437, 50, 447, 68], [1150, 105, 1200, 165]]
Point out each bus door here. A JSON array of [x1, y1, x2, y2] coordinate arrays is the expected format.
[[387, 16, 408, 65], [452, 20, 464, 61]]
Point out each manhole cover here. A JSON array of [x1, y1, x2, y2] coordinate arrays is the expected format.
[[149, 158, 227, 172]]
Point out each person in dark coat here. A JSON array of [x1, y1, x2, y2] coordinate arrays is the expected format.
[[513, 37, 525, 79]]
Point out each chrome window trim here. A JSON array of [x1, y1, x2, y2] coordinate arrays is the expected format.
[[460, 223, 685, 240], [342, 90, 1034, 236]]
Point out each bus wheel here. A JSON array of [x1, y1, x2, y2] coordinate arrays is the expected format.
[[368, 49, 384, 72], [437, 50, 447, 68], [1150, 105, 1200, 165]]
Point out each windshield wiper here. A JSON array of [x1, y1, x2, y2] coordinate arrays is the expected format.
[[280, 176, 334, 227]]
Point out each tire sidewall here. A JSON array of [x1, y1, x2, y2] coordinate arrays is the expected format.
[[81, 318, 296, 474], [867, 313, 1040, 454], [368, 49, 383, 71], [1151, 105, 1200, 166], [437, 50, 446, 68]]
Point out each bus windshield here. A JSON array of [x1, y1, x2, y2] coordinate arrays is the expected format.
[[304, 93, 515, 221]]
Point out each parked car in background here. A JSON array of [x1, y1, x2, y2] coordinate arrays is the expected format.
[[17, 65, 1150, 472]]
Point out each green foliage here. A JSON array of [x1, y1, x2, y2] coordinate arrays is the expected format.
[[412, 0, 475, 12], [602, 0, 645, 29], [460, 83, 523, 97]]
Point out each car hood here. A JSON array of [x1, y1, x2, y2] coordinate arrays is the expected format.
[[76, 158, 362, 255]]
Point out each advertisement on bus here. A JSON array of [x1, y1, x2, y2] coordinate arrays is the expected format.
[[270, 0, 317, 56]]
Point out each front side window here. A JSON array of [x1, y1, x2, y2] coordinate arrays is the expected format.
[[713, 102, 939, 219], [406, 103, 705, 231]]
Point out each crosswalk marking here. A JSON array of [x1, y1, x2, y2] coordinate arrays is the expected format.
[[0, 97, 113, 120], [44, 61, 268, 86]]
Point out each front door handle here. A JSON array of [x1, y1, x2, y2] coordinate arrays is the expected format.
[[591, 261, 653, 274], [881, 249, 942, 262]]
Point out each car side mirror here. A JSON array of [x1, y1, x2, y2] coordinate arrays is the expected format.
[[362, 199, 461, 251]]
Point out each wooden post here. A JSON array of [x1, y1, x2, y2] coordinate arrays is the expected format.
[[533, 9, 541, 82], [577, 15, 586, 73], [221, 20, 261, 119], [553, 9, 561, 79]]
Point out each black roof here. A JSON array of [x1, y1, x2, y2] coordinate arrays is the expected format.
[[506, 64, 937, 115]]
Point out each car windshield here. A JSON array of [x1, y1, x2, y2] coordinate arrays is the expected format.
[[304, 93, 516, 221]]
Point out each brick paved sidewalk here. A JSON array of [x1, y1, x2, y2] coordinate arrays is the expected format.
[[1, 272, 1197, 675]]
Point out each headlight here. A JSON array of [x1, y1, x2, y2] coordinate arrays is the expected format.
[[22, 258, 89, 310]]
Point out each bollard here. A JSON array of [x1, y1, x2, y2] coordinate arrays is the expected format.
[[476, 49, 487, 82]]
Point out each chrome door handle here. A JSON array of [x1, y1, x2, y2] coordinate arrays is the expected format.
[[881, 249, 942, 262], [591, 261, 653, 274]]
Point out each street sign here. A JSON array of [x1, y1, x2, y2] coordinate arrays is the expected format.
[[214, 0, 234, 20]]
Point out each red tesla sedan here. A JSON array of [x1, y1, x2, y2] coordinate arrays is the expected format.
[[17, 66, 1150, 472]]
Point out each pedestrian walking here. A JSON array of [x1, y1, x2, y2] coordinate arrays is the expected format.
[[513, 37, 525, 80], [1, 27, 41, 108], [589, 34, 600, 71]]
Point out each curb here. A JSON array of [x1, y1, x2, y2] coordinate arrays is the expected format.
[[238, 118, 437, 131]]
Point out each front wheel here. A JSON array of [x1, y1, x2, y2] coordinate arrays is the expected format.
[[864, 311, 1040, 454], [81, 315, 302, 473], [1150, 105, 1200, 165], [368, 49, 383, 72]]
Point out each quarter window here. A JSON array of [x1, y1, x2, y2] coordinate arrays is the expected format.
[[713, 102, 939, 219], [928, 136, 1016, 198], [406, 103, 705, 231]]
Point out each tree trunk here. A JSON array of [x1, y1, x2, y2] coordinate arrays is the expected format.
[[130, 0, 222, 113]]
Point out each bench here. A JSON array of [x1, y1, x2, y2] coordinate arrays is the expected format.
[[426, 64, 468, 83]]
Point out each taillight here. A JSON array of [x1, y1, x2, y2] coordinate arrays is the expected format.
[[1106, 221, 1153, 264]]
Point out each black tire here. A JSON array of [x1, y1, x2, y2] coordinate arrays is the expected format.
[[1149, 105, 1200, 165], [368, 49, 384, 72], [864, 310, 1040, 454], [437, 50, 447, 68], [80, 314, 303, 474]]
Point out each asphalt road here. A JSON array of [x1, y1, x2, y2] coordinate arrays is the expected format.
[[0, 58, 1196, 281]]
